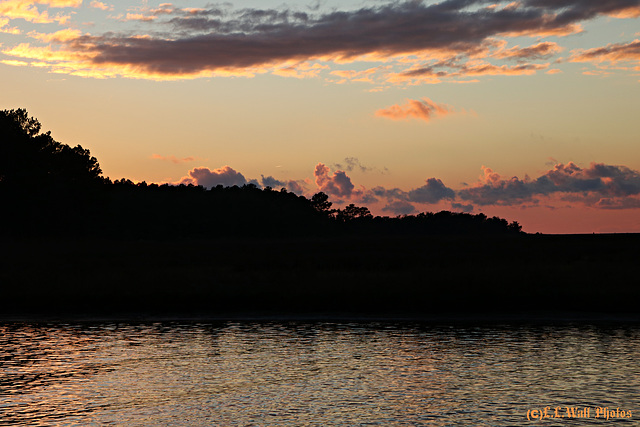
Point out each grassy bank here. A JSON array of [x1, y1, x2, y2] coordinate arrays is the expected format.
[[1, 233, 638, 318]]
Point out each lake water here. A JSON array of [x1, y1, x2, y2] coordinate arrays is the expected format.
[[1, 321, 638, 426]]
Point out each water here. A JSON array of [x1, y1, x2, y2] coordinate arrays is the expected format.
[[1, 321, 638, 426]]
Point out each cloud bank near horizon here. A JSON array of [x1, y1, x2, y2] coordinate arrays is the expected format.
[[173, 159, 640, 215]]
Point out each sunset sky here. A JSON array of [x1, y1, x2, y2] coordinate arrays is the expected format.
[[1, 0, 639, 233]]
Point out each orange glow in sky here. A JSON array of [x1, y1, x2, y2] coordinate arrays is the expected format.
[[1, 0, 640, 233]]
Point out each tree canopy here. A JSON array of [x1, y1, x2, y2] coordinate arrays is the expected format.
[[0, 108, 522, 238], [0, 108, 103, 190]]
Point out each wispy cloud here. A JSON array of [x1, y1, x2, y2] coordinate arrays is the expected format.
[[375, 98, 454, 122], [570, 40, 640, 67], [150, 154, 199, 164], [494, 42, 563, 61], [89, 1, 112, 11], [332, 157, 386, 174]]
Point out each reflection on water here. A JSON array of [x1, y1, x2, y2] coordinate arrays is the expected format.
[[1, 322, 638, 426]]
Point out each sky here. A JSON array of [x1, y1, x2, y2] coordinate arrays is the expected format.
[[1, 0, 640, 233]]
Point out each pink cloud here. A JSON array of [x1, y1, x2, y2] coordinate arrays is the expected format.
[[458, 162, 640, 208], [314, 163, 357, 198], [180, 165, 248, 188], [494, 42, 563, 60], [375, 98, 453, 122], [151, 154, 197, 164], [570, 40, 640, 66]]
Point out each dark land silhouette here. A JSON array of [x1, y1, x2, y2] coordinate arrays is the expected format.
[[1, 108, 638, 319]]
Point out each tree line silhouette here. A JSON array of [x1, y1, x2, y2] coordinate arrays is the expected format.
[[0, 108, 522, 238]]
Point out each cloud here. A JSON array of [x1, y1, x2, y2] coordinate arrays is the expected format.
[[331, 157, 383, 173], [169, 160, 640, 213], [370, 178, 455, 208], [180, 165, 247, 188], [89, 1, 112, 11], [314, 163, 358, 198], [260, 175, 308, 195], [1, 59, 29, 66], [0, 17, 20, 34], [260, 175, 285, 188], [151, 154, 197, 164], [389, 60, 550, 84], [407, 178, 456, 203], [375, 98, 453, 122], [4, 0, 639, 79], [451, 202, 474, 213], [272, 61, 328, 79], [569, 40, 640, 66], [382, 200, 417, 215], [494, 42, 563, 61], [329, 67, 381, 84], [458, 162, 640, 207], [122, 13, 157, 22], [29, 28, 83, 43], [0, 0, 79, 24]]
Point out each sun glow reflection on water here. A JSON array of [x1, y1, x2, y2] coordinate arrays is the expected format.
[[0, 322, 638, 426]]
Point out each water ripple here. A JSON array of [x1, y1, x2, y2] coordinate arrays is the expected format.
[[0, 322, 638, 426]]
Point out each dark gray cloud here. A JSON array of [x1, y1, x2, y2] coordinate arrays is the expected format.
[[332, 157, 372, 173], [61, 0, 640, 75], [451, 202, 474, 212], [382, 200, 417, 215], [183, 165, 248, 188], [261, 174, 308, 195], [495, 42, 562, 61], [261, 174, 286, 188], [408, 178, 456, 203], [458, 162, 640, 206], [369, 178, 456, 207], [332, 157, 388, 173]]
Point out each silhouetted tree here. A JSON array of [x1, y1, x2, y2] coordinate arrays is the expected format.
[[0, 108, 524, 238], [0, 108, 103, 189], [336, 204, 373, 222], [310, 192, 333, 215]]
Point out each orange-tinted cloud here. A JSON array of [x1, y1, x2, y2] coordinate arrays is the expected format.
[[0, 17, 20, 34], [122, 13, 156, 22], [388, 60, 549, 84], [569, 40, 640, 65], [89, 1, 112, 11], [375, 98, 453, 122], [4, 0, 638, 80], [272, 61, 328, 79], [151, 154, 198, 164], [0, 0, 80, 24], [494, 42, 563, 60], [314, 163, 358, 198], [607, 5, 640, 18], [29, 28, 83, 42], [329, 67, 381, 84]]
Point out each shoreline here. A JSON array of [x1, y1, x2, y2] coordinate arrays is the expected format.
[[3, 234, 639, 324], [3, 311, 640, 325]]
